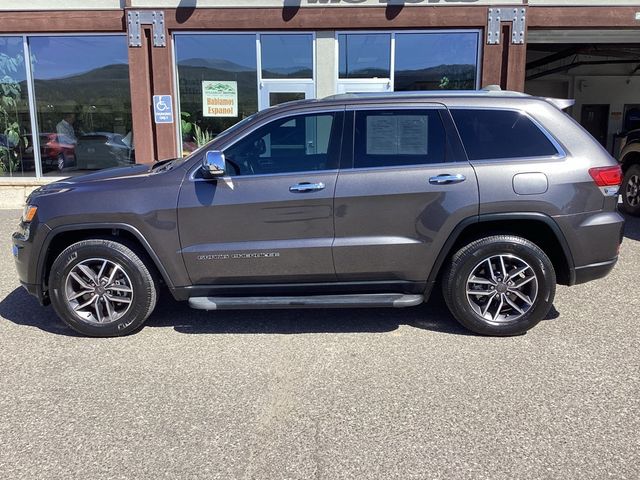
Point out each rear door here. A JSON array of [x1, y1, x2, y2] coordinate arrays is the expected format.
[[333, 104, 478, 283], [178, 109, 344, 285]]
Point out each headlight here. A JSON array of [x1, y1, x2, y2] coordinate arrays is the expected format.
[[22, 205, 37, 223]]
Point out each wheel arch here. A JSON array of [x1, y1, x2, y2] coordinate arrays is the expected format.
[[427, 213, 575, 292], [620, 147, 640, 172], [38, 223, 174, 296]]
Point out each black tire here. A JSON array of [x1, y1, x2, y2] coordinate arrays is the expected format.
[[442, 235, 556, 336], [621, 164, 640, 216], [49, 239, 158, 337]]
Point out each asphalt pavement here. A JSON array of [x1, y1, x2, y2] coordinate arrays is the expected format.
[[0, 209, 638, 480]]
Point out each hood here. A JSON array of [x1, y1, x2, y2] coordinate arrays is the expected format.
[[55, 164, 151, 185]]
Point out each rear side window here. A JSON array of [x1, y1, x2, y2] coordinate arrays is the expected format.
[[451, 109, 559, 160], [354, 109, 447, 168]]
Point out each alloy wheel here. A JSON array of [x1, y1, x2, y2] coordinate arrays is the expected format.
[[64, 258, 134, 325], [625, 174, 640, 207], [466, 254, 538, 323]]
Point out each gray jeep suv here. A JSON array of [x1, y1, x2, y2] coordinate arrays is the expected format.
[[12, 90, 624, 337]]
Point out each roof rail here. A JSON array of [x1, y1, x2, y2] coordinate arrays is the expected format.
[[323, 89, 530, 101]]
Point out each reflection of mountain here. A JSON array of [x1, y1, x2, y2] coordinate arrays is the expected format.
[[341, 68, 389, 79], [395, 64, 476, 90], [180, 58, 254, 72], [27, 64, 131, 104], [262, 67, 312, 79]]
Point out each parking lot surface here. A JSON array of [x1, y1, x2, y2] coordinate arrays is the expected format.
[[0, 209, 638, 480]]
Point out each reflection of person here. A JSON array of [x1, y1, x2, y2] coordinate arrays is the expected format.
[[56, 113, 77, 146]]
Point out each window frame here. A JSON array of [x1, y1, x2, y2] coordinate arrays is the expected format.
[[343, 104, 455, 171], [0, 32, 130, 180], [335, 29, 483, 94], [190, 106, 346, 181], [448, 106, 567, 163], [172, 31, 317, 157]]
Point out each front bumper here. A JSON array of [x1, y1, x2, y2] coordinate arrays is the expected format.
[[12, 219, 51, 305]]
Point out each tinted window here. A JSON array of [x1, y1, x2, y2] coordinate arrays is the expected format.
[[451, 109, 559, 160], [224, 112, 342, 176], [353, 110, 447, 168], [338, 34, 391, 79], [29, 35, 133, 175], [175, 34, 258, 155], [394, 33, 479, 91], [0, 36, 34, 177], [261, 34, 313, 79]]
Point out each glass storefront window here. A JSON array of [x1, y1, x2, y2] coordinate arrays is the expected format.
[[0, 37, 34, 177], [338, 34, 391, 79], [261, 34, 313, 79], [29, 35, 133, 176], [394, 33, 479, 91], [175, 34, 258, 156]]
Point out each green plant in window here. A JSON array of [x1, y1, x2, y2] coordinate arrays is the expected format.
[[193, 123, 214, 147], [181, 111, 194, 137], [0, 51, 28, 174], [438, 76, 450, 89]]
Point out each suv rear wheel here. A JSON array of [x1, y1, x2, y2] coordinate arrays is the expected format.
[[621, 164, 640, 216], [49, 239, 158, 337], [442, 235, 556, 336]]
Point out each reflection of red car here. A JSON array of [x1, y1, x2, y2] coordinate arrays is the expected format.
[[41, 133, 75, 172]]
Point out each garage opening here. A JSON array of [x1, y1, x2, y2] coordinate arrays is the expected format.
[[525, 30, 640, 159]]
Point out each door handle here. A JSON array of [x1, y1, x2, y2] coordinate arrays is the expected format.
[[289, 182, 326, 193], [429, 174, 466, 185]]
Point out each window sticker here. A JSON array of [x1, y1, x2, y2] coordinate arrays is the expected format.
[[202, 80, 238, 117], [366, 115, 428, 155]]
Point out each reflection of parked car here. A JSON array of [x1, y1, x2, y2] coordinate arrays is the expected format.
[[617, 128, 640, 215], [75, 132, 134, 170], [41, 133, 76, 172]]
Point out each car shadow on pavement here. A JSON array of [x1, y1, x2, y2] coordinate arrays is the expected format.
[[0, 286, 559, 337], [622, 211, 640, 241], [146, 289, 475, 336], [0, 288, 84, 337]]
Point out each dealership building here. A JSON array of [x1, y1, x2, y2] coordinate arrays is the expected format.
[[0, 0, 639, 206]]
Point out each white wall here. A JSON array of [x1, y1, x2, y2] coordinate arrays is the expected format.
[[572, 76, 640, 151], [315, 31, 336, 99]]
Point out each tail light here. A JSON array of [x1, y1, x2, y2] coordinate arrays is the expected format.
[[589, 165, 623, 187]]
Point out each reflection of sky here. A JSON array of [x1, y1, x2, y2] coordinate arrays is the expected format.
[[175, 34, 256, 68], [339, 32, 478, 74], [395, 33, 478, 70], [0, 37, 27, 82], [261, 34, 312, 71], [29, 36, 128, 80]]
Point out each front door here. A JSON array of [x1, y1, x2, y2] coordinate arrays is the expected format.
[[178, 109, 344, 285], [333, 106, 478, 283]]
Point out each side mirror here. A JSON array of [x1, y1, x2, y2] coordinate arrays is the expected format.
[[202, 150, 226, 177]]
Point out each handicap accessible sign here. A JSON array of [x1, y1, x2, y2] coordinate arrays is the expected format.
[[153, 95, 173, 124]]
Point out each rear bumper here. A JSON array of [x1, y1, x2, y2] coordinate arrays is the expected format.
[[554, 210, 624, 285], [572, 258, 618, 285]]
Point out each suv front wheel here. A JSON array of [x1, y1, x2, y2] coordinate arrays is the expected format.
[[49, 239, 158, 337], [442, 235, 556, 336]]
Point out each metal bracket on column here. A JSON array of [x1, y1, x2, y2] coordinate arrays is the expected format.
[[127, 10, 166, 47], [487, 7, 526, 45]]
